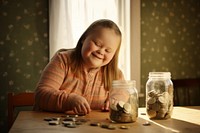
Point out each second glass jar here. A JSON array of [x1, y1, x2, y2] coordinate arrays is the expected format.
[[146, 72, 173, 119]]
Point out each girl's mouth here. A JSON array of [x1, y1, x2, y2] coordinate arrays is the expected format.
[[92, 53, 103, 60]]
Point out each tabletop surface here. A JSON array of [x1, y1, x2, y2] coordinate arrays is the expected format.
[[9, 106, 200, 133]]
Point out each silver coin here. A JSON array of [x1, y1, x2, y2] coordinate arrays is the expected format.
[[120, 125, 129, 129], [147, 110, 156, 118], [66, 124, 77, 128], [123, 103, 131, 114], [148, 90, 157, 97], [110, 103, 118, 111], [44, 117, 53, 121], [62, 121, 72, 125], [143, 121, 151, 126], [49, 120, 59, 125], [158, 96, 166, 104], [147, 97, 156, 104], [107, 125, 117, 130], [117, 101, 125, 111], [90, 122, 100, 126]]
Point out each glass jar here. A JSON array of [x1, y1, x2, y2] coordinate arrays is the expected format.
[[109, 80, 138, 123], [146, 72, 173, 119]]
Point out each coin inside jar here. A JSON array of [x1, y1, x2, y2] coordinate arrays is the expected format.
[[147, 110, 156, 118], [158, 96, 166, 104], [148, 90, 157, 97], [123, 103, 131, 113], [117, 101, 125, 111], [147, 97, 156, 104]]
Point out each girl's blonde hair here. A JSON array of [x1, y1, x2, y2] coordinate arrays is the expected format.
[[70, 19, 122, 91]]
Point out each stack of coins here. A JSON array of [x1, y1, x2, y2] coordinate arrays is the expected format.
[[110, 96, 138, 123], [146, 89, 173, 119]]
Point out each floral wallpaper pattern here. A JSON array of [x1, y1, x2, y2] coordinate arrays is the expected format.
[[140, 0, 200, 105], [0, 0, 48, 132]]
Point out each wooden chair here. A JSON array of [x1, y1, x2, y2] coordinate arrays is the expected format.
[[7, 92, 35, 130], [172, 78, 200, 106]]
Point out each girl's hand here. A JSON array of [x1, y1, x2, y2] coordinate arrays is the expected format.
[[101, 99, 109, 112], [68, 93, 91, 115]]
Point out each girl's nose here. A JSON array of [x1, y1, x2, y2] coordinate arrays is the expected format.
[[97, 48, 105, 55]]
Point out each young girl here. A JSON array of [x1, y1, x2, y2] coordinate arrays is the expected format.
[[34, 19, 124, 115]]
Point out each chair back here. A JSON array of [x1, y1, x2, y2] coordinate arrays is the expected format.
[[7, 92, 35, 130], [172, 78, 200, 106]]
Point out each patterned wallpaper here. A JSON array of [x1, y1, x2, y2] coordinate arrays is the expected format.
[[0, 0, 48, 132], [140, 0, 200, 105]]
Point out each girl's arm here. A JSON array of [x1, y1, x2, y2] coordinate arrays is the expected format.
[[34, 51, 69, 112]]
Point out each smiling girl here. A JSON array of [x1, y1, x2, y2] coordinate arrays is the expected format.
[[34, 19, 124, 115]]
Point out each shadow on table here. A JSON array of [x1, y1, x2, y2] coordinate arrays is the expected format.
[[183, 106, 200, 110], [147, 118, 200, 133]]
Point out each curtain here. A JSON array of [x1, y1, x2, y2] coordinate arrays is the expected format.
[[49, 0, 130, 80]]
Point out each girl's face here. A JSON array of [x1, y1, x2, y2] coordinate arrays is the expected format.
[[81, 27, 120, 71]]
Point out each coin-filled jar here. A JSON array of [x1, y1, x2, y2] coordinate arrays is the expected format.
[[146, 72, 173, 119], [109, 80, 138, 123]]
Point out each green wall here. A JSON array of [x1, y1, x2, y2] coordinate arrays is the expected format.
[[0, 0, 48, 132], [140, 0, 200, 106]]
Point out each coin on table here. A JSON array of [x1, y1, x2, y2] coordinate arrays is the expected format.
[[107, 124, 117, 130], [66, 123, 77, 128], [90, 122, 100, 126], [49, 120, 59, 125], [143, 121, 151, 126], [44, 117, 53, 121], [52, 117, 60, 121], [62, 121, 72, 125], [120, 125, 129, 129]]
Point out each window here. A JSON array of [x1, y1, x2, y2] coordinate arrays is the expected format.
[[49, 0, 141, 93]]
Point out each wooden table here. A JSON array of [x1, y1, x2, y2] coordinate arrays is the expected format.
[[9, 106, 200, 133]]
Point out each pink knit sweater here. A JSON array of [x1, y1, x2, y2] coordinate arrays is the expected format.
[[34, 50, 124, 112]]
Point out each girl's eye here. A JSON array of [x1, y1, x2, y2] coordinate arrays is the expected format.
[[106, 49, 112, 53], [94, 42, 101, 47]]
